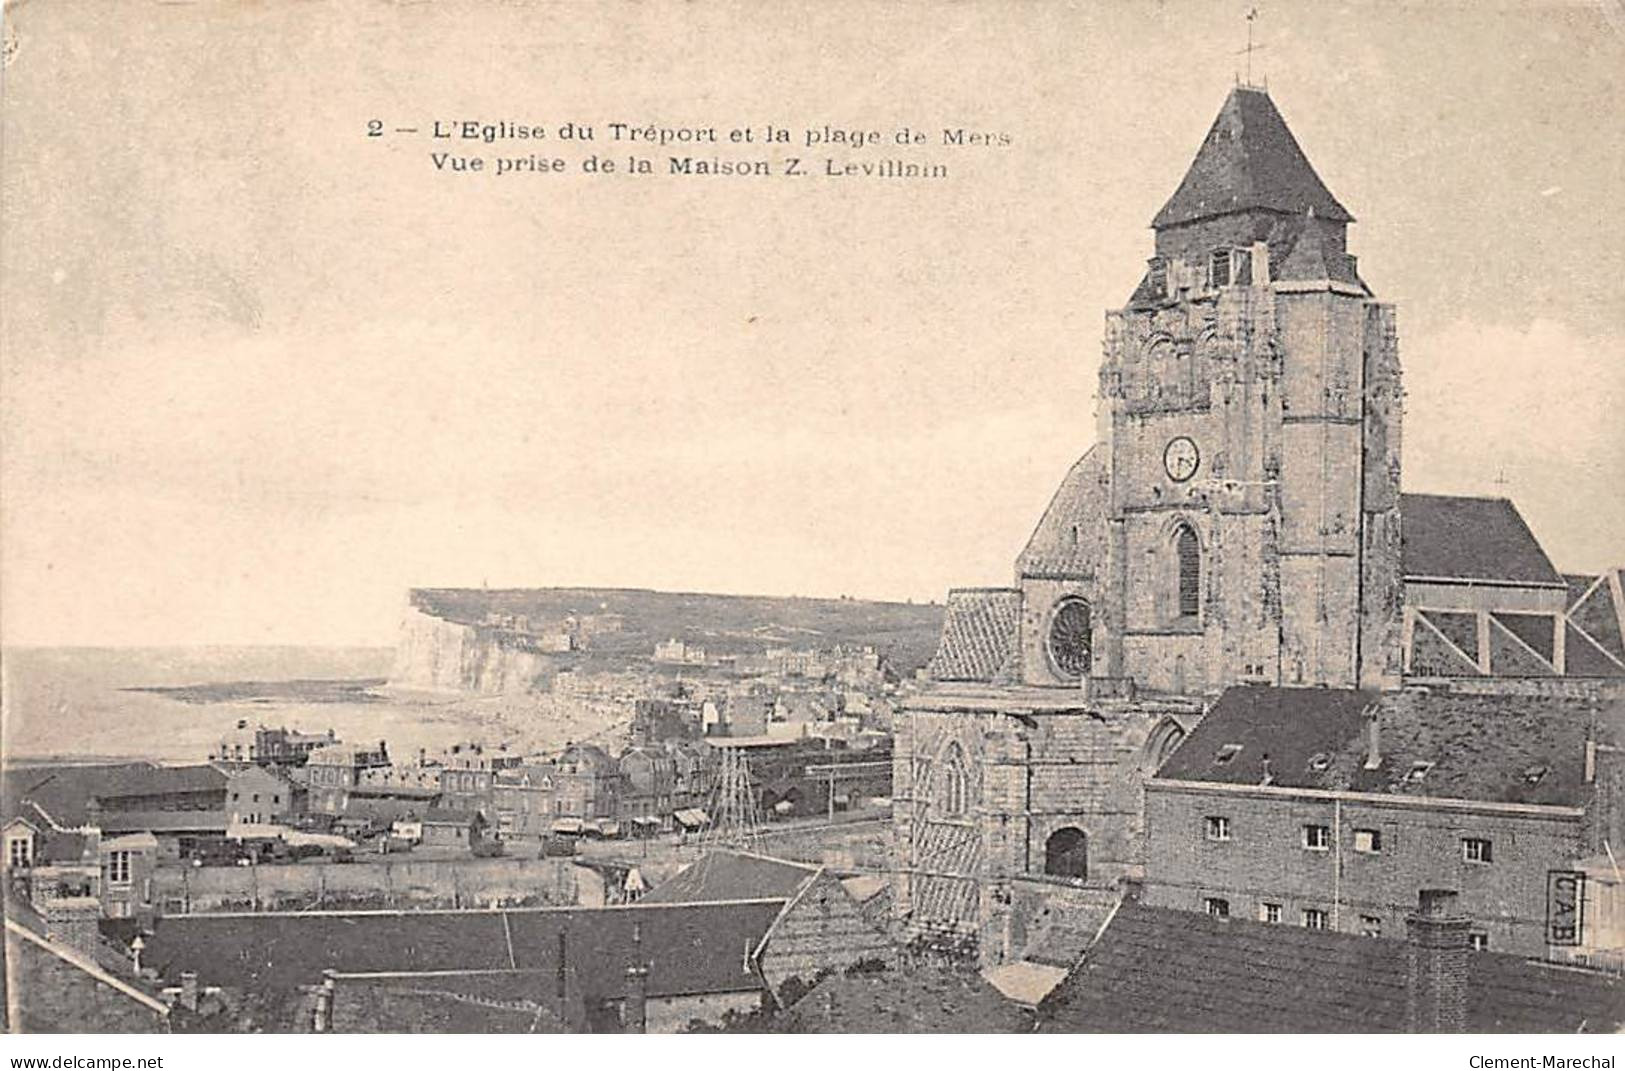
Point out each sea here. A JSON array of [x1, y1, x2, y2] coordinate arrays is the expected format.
[[0, 646, 625, 767]]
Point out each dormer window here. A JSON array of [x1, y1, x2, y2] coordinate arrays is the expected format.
[[1214, 744, 1243, 765], [1407, 761, 1435, 783]]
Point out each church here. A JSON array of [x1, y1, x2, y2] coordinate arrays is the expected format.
[[891, 85, 1625, 964]]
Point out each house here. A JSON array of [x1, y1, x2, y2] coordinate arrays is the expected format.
[[639, 850, 894, 999], [418, 808, 482, 851], [225, 765, 304, 826], [303, 742, 391, 814], [492, 745, 620, 839], [437, 742, 521, 815], [127, 899, 786, 1033], [1143, 684, 1624, 956], [618, 746, 677, 830], [92, 832, 159, 921], [1039, 891, 1625, 1033], [3, 909, 170, 1032]]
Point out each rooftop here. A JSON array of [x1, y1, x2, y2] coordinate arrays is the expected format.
[[638, 850, 819, 906], [1154, 684, 1621, 808], [1153, 86, 1352, 230], [127, 900, 784, 1002], [1040, 901, 1625, 1033], [1401, 493, 1564, 587]]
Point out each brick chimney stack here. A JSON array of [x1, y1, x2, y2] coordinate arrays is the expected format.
[[179, 971, 199, 1012], [1405, 889, 1471, 1032], [1364, 707, 1382, 770], [43, 898, 102, 960], [623, 964, 649, 1033]]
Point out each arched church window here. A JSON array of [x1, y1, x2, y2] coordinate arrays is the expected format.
[[1174, 523, 1200, 619], [937, 742, 968, 818], [1044, 827, 1088, 881]]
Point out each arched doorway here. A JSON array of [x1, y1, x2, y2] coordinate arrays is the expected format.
[[1044, 827, 1088, 881]]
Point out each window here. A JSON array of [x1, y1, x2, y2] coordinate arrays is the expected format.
[[107, 850, 132, 886], [1175, 524, 1201, 619], [1302, 908, 1329, 931], [1214, 744, 1243, 766], [1463, 837, 1493, 864], [1204, 897, 1230, 918], [1204, 816, 1231, 841], [273, 794, 281, 805], [1469, 932, 1490, 952], [1259, 902, 1282, 924], [938, 743, 969, 818], [1407, 761, 1434, 783], [1209, 248, 1232, 288], [1360, 915, 1383, 938], [1303, 824, 1331, 851], [230, 792, 239, 802], [252, 793, 260, 803], [7, 834, 33, 869], [1353, 828, 1382, 854], [1147, 258, 1167, 298]]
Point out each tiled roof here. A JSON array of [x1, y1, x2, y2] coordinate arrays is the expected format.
[[782, 961, 1032, 1033], [1016, 447, 1109, 578], [638, 850, 816, 906], [99, 810, 229, 834], [1153, 87, 1352, 230], [131, 900, 782, 1002], [330, 972, 572, 1033], [1040, 902, 1625, 1033], [1155, 684, 1620, 808], [925, 589, 1022, 683], [5, 763, 166, 828], [1401, 494, 1563, 586]]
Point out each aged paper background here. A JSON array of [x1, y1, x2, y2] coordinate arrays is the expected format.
[[2, 0, 1622, 655]]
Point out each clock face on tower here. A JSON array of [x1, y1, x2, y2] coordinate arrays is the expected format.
[[1163, 436, 1200, 482]]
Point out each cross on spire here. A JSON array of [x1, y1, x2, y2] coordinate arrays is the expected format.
[[1236, 7, 1267, 89]]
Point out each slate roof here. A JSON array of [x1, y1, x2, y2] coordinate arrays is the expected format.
[[130, 900, 782, 1001], [98, 810, 229, 834], [1400, 493, 1564, 586], [4, 763, 163, 828], [1154, 684, 1620, 809], [639, 850, 816, 906], [1040, 902, 1625, 1033], [924, 589, 1022, 683], [1016, 447, 1109, 578], [781, 961, 1033, 1033], [330, 971, 572, 1033], [1153, 87, 1352, 230]]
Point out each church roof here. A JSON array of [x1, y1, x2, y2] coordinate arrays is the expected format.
[[1016, 447, 1109, 578], [1153, 87, 1352, 229], [924, 589, 1022, 683], [1400, 493, 1564, 586]]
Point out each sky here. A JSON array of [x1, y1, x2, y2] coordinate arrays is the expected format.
[[2, 0, 1622, 647]]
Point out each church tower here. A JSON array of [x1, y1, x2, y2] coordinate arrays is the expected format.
[[1014, 86, 1403, 694]]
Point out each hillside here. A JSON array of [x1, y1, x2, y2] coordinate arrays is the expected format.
[[407, 587, 945, 672]]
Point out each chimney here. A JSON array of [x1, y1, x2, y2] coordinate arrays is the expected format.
[[43, 898, 102, 960], [1364, 708, 1382, 771], [1405, 889, 1471, 1033], [313, 969, 336, 1032], [179, 971, 199, 1012], [623, 964, 649, 1034]]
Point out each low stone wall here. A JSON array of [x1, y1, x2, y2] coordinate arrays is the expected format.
[[153, 857, 582, 914]]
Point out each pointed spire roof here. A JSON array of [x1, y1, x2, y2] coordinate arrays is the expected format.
[[1153, 87, 1352, 229]]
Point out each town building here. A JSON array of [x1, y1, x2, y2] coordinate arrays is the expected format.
[[303, 742, 391, 814], [437, 742, 522, 815], [1142, 685, 1623, 956], [225, 765, 305, 826], [3, 908, 171, 1033], [493, 744, 622, 839]]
